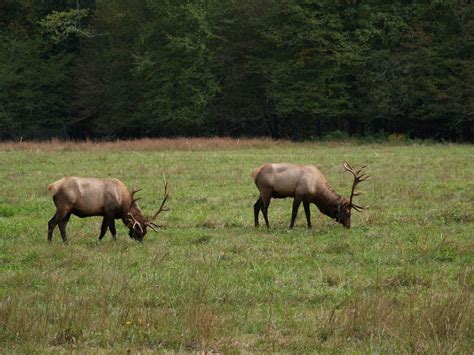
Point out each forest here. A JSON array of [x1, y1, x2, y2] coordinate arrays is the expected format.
[[0, 0, 473, 141]]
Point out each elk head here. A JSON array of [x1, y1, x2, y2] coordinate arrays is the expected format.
[[337, 161, 370, 228], [127, 175, 170, 242]]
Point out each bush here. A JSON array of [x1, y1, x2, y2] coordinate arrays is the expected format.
[[321, 130, 350, 141]]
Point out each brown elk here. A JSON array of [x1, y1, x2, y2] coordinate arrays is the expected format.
[[251, 161, 369, 229], [47, 176, 169, 243]]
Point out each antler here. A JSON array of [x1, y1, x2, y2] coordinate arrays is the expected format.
[[127, 212, 143, 233], [342, 161, 370, 211], [130, 186, 142, 207], [147, 174, 170, 224], [146, 221, 161, 232]]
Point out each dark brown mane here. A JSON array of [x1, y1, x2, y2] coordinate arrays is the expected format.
[[127, 203, 147, 226]]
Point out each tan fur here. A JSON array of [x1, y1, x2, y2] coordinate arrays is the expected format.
[[254, 163, 342, 202], [252, 163, 350, 229], [47, 176, 151, 243], [251, 166, 264, 181], [47, 179, 62, 195], [48, 177, 132, 216]]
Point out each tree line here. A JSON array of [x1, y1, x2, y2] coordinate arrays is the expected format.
[[1, 0, 473, 141]]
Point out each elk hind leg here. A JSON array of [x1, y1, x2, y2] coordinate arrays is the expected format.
[[254, 197, 262, 227], [48, 212, 59, 243], [48, 209, 70, 243], [57, 213, 71, 244], [260, 190, 272, 228]]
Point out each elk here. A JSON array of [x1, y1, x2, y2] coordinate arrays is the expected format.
[[251, 161, 369, 229], [47, 176, 169, 243]]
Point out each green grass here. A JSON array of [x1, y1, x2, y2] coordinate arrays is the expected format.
[[0, 139, 473, 352]]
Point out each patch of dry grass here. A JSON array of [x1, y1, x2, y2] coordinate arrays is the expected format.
[[0, 137, 285, 152], [310, 291, 473, 353]]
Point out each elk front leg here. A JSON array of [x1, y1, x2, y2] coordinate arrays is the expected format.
[[98, 217, 108, 240], [303, 201, 312, 228], [47, 212, 59, 243], [107, 219, 117, 241], [290, 198, 302, 229], [260, 191, 272, 228], [254, 197, 262, 227]]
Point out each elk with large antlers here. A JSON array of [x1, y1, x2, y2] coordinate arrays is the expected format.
[[47, 176, 169, 243], [251, 161, 369, 229]]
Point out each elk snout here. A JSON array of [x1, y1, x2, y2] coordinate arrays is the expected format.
[[128, 226, 146, 242]]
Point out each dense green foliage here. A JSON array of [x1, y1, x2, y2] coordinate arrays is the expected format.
[[1, 0, 473, 140]]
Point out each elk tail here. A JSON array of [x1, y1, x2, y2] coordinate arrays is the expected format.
[[251, 165, 264, 181], [47, 181, 60, 195]]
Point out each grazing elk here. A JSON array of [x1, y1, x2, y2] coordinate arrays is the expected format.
[[251, 161, 369, 229], [47, 176, 169, 243]]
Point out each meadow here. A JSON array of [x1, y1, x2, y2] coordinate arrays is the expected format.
[[0, 138, 472, 353]]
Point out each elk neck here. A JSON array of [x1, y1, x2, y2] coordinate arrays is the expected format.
[[312, 183, 344, 219], [123, 202, 147, 226]]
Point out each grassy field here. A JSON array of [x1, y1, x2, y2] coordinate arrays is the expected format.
[[0, 138, 473, 352]]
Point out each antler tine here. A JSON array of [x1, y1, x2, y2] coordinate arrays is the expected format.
[[127, 212, 143, 233], [132, 187, 142, 194], [354, 174, 370, 183], [147, 224, 159, 232], [343, 161, 358, 178], [351, 204, 368, 212], [147, 221, 164, 232], [148, 174, 170, 223], [342, 160, 353, 171], [130, 187, 143, 207], [355, 166, 367, 175]]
